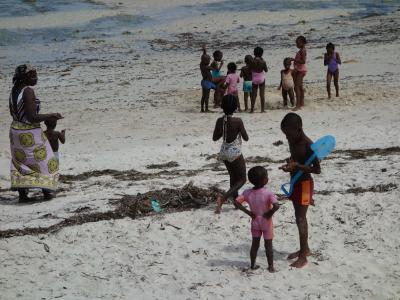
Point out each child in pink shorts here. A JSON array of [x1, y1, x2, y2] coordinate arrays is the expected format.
[[234, 166, 279, 272]]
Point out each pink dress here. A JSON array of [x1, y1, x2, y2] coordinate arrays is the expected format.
[[237, 187, 278, 239], [225, 73, 240, 95]]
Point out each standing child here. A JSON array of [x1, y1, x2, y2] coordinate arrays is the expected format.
[[292, 36, 307, 110], [234, 166, 279, 272], [240, 55, 253, 111], [213, 94, 248, 214], [224, 62, 241, 111], [200, 48, 224, 112], [211, 50, 225, 108], [279, 113, 321, 268], [278, 57, 295, 108], [324, 43, 341, 98], [250, 47, 268, 113], [44, 119, 66, 162]]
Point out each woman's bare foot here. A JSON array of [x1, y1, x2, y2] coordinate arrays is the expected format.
[[290, 256, 307, 268], [215, 196, 223, 214], [251, 265, 260, 270], [292, 106, 301, 111], [268, 266, 277, 273], [287, 250, 312, 260]]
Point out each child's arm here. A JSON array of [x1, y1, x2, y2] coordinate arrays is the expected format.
[[58, 129, 66, 144], [263, 203, 279, 219], [279, 157, 321, 174], [277, 70, 283, 90], [239, 119, 249, 141], [234, 198, 255, 218], [240, 68, 244, 78], [336, 52, 341, 64], [263, 61, 268, 73], [212, 118, 223, 141], [217, 60, 224, 71], [324, 53, 328, 66]]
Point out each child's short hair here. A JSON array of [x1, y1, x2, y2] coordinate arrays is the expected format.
[[283, 57, 291, 65], [244, 54, 253, 64], [254, 46, 263, 57], [297, 35, 307, 44], [248, 166, 268, 188], [227, 62, 237, 72], [221, 94, 238, 115], [213, 50, 223, 60], [44, 119, 57, 129], [281, 112, 302, 130], [326, 42, 335, 50]]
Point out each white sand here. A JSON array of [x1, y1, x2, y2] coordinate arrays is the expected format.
[[0, 1, 399, 299]]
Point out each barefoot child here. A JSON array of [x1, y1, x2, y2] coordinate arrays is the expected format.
[[213, 94, 248, 213], [292, 36, 307, 110], [224, 62, 241, 110], [278, 57, 295, 108], [200, 48, 224, 112], [234, 166, 279, 272], [279, 113, 321, 268], [240, 55, 253, 111], [211, 50, 225, 108], [250, 47, 268, 112], [324, 43, 341, 98], [44, 119, 66, 162]]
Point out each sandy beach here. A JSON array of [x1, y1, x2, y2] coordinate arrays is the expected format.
[[0, 0, 400, 299]]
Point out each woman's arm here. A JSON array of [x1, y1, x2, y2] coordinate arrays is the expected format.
[[212, 118, 223, 141], [24, 88, 62, 123], [59, 130, 66, 144], [240, 119, 249, 141]]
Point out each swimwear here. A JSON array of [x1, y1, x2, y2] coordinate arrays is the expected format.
[[237, 188, 278, 239], [201, 80, 216, 90], [252, 71, 265, 85], [243, 81, 252, 93], [282, 71, 294, 91], [294, 50, 307, 75], [289, 179, 314, 206], [212, 70, 222, 78], [327, 51, 338, 74], [218, 115, 242, 163], [225, 73, 240, 95]]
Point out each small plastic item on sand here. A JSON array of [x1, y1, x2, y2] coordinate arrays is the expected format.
[[151, 199, 162, 213], [281, 135, 336, 197]]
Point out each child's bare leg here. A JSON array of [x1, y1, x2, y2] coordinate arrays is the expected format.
[[299, 74, 305, 107], [259, 82, 266, 112], [288, 203, 310, 268], [216, 156, 246, 213], [288, 88, 295, 107], [326, 71, 332, 99], [334, 70, 339, 97], [293, 72, 301, 110], [236, 96, 242, 112], [201, 88, 210, 112], [265, 239, 276, 272], [244, 92, 249, 111], [250, 237, 261, 269], [250, 85, 258, 113], [282, 89, 288, 107]]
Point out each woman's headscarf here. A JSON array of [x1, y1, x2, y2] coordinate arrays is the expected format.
[[12, 64, 36, 84]]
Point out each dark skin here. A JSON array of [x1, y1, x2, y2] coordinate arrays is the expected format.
[[250, 57, 268, 113], [213, 116, 248, 214], [291, 38, 307, 110], [278, 61, 295, 107], [210, 52, 225, 108], [234, 176, 279, 272], [10, 70, 63, 202], [45, 128, 66, 152], [324, 48, 341, 98], [240, 63, 252, 111], [279, 126, 321, 268]]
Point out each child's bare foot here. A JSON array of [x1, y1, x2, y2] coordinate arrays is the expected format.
[[260, 110, 266, 113], [215, 196, 223, 214], [268, 266, 277, 273], [251, 265, 260, 270], [201, 108, 205, 113], [287, 250, 311, 260], [290, 256, 307, 268], [250, 109, 254, 113], [336, 93, 339, 97], [205, 108, 212, 113], [292, 106, 301, 111]]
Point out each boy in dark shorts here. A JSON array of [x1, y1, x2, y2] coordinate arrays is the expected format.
[[240, 55, 253, 111], [279, 113, 320, 268]]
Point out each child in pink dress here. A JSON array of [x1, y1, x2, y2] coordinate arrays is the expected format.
[[234, 166, 279, 272], [224, 62, 241, 111]]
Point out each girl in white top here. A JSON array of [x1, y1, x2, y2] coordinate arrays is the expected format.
[[278, 57, 295, 108]]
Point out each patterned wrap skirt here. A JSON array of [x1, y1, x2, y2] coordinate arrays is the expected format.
[[9, 121, 59, 191]]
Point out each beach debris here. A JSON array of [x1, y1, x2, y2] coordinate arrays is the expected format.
[[35, 241, 50, 253], [151, 199, 162, 213], [273, 140, 283, 146], [165, 223, 181, 230]]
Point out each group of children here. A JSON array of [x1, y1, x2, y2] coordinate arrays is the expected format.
[[213, 95, 321, 271], [200, 36, 341, 112]]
